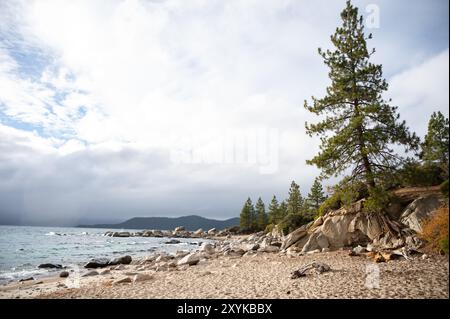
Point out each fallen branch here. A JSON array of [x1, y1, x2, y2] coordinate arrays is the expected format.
[[291, 262, 331, 279]]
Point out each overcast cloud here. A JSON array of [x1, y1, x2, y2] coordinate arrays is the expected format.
[[0, 0, 448, 226]]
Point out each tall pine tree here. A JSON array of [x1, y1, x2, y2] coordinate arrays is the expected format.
[[278, 201, 288, 221], [421, 111, 449, 178], [268, 195, 280, 224], [304, 1, 418, 191], [255, 197, 268, 231], [286, 181, 304, 216], [306, 177, 327, 217], [239, 198, 255, 232]]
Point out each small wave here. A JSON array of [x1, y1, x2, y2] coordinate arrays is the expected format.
[[45, 232, 63, 236]]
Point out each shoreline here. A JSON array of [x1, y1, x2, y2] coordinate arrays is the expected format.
[[0, 235, 448, 299]]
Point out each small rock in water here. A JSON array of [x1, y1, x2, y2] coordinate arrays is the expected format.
[[19, 277, 34, 282], [59, 271, 70, 278], [165, 239, 181, 244], [38, 263, 63, 269]]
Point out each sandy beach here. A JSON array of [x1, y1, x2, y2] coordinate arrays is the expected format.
[[1, 246, 448, 299]]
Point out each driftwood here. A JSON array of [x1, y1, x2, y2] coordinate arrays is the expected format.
[[291, 262, 331, 279]]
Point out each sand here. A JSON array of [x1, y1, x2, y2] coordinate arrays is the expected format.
[[1, 249, 448, 299]]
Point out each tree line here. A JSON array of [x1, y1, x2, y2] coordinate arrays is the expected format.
[[240, 177, 327, 234]]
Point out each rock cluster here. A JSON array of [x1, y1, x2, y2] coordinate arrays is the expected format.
[[104, 226, 240, 239]]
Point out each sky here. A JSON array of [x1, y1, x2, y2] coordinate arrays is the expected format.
[[0, 0, 448, 226]]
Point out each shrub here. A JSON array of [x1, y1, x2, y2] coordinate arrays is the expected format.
[[421, 206, 449, 254], [317, 179, 367, 217], [317, 193, 341, 217], [395, 161, 444, 188], [364, 186, 393, 214]]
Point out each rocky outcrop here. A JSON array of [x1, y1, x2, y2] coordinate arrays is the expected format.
[[280, 189, 445, 254], [399, 195, 444, 232]]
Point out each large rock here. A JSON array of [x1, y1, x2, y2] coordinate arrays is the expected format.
[[280, 224, 308, 250], [193, 229, 204, 236], [142, 230, 154, 237], [200, 243, 215, 254], [282, 198, 414, 253], [84, 255, 131, 268], [84, 258, 110, 268], [399, 195, 443, 233], [270, 224, 283, 239], [177, 253, 200, 266], [109, 255, 132, 266], [112, 232, 131, 237]]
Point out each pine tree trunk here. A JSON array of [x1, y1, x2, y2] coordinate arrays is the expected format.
[[354, 101, 376, 190]]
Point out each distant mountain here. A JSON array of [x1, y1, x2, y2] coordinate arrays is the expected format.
[[78, 215, 240, 231]]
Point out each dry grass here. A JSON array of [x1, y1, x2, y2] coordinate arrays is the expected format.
[[421, 206, 449, 254]]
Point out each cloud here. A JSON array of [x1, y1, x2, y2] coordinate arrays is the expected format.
[[0, 0, 448, 225], [389, 49, 449, 138]]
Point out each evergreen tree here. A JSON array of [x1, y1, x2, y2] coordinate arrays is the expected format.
[[255, 197, 268, 231], [268, 195, 280, 224], [239, 198, 255, 231], [421, 111, 449, 178], [278, 201, 288, 221], [286, 181, 304, 216], [304, 1, 418, 191], [306, 177, 327, 217]]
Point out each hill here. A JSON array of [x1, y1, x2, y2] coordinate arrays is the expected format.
[[78, 215, 240, 231]]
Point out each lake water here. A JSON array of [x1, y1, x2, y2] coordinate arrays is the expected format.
[[0, 225, 206, 284]]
